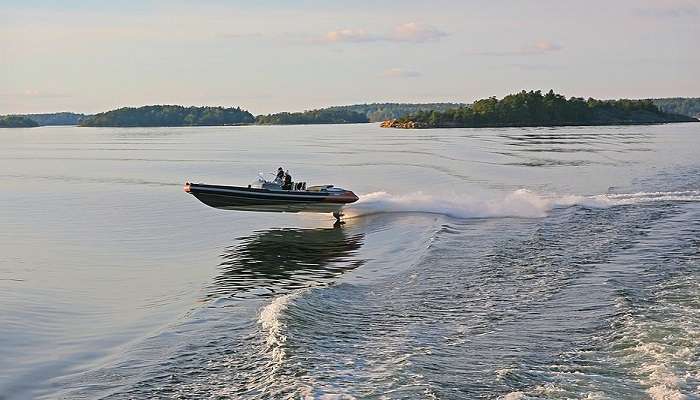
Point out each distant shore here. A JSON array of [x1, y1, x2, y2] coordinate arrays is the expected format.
[[381, 118, 697, 129], [1, 93, 698, 128], [380, 91, 698, 129], [0, 115, 39, 128]]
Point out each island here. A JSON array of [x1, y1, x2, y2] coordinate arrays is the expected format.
[[74, 103, 465, 127], [22, 112, 87, 126], [321, 103, 465, 122], [255, 109, 369, 125], [651, 97, 700, 119], [381, 90, 698, 129], [0, 115, 40, 128], [0, 112, 87, 126], [5, 97, 699, 129], [80, 105, 255, 127]]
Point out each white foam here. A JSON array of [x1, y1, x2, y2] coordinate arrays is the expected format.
[[646, 384, 688, 400], [583, 392, 608, 400], [345, 189, 700, 220], [500, 391, 525, 400], [258, 290, 306, 364], [611, 275, 700, 400]]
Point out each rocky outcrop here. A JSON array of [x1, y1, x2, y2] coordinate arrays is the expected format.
[[380, 119, 426, 129]]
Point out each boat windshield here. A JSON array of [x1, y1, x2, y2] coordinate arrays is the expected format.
[[249, 171, 308, 191], [249, 175, 263, 188], [250, 173, 283, 190]]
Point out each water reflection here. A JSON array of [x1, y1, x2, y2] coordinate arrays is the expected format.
[[497, 130, 652, 151], [208, 226, 365, 299], [491, 129, 653, 167]]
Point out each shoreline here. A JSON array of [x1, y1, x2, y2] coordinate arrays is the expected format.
[[380, 118, 699, 129], [3, 119, 699, 129]]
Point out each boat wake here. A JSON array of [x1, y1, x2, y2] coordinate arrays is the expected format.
[[258, 290, 308, 366], [345, 189, 700, 220]]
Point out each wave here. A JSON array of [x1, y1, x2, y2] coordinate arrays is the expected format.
[[258, 290, 306, 365], [345, 189, 700, 220]]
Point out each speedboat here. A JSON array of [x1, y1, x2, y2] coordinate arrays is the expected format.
[[184, 174, 359, 220]]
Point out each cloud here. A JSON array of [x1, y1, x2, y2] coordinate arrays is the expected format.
[[633, 5, 699, 18], [531, 41, 562, 52], [323, 29, 377, 43], [383, 68, 422, 78], [319, 22, 447, 44], [474, 41, 563, 56], [389, 22, 448, 43], [502, 63, 566, 71]]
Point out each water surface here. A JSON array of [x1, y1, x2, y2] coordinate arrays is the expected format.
[[1, 123, 699, 399]]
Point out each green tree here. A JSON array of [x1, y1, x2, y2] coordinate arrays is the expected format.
[[392, 90, 697, 128]]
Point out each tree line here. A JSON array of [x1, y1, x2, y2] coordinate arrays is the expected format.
[[3, 96, 698, 128], [80, 105, 368, 127], [80, 105, 255, 127], [0, 115, 39, 128], [255, 109, 369, 125], [651, 98, 700, 118], [323, 103, 465, 122], [387, 90, 697, 128], [79, 104, 468, 126]]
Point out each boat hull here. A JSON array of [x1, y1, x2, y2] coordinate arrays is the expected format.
[[185, 183, 358, 214]]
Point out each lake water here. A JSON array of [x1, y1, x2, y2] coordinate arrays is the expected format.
[[1, 123, 699, 399]]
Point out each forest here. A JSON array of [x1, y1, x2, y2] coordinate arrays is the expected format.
[[5, 97, 698, 128], [255, 109, 369, 125], [0, 115, 39, 128], [23, 112, 87, 125], [323, 103, 465, 122], [80, 105, 255, 127], [384, 90, 697, 129], [651, 98, 700, 118]]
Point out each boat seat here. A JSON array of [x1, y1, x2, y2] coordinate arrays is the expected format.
[[307, 184, 334, 192]]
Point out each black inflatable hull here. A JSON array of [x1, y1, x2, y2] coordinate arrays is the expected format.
[[185, 182, 358, 214]]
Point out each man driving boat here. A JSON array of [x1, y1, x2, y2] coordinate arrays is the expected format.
[[283, 170, 293, 190], [275, 167, 285, 184]]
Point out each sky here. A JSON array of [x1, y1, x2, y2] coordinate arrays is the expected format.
[[1, 0, 699, 114]]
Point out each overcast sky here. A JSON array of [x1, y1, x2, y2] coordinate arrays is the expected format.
[[1, 0, 698, 114]]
